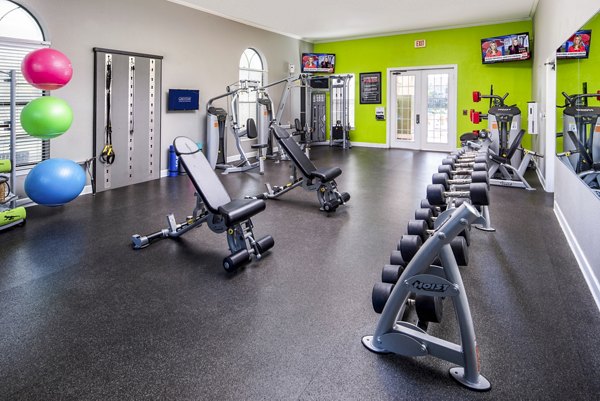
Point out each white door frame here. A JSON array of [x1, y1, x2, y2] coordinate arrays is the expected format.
[[386, 64, 458, 150]]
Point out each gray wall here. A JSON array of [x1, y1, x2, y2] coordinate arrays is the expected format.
[[18, 0, 311, 170]]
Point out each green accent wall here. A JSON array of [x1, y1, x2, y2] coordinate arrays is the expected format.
[[555, 12, 600, 152], [315, 21, 533, 148]]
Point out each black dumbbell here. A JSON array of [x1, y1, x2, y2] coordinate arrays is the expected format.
[[449, 155, 489, 168], [390, 250, 406, 266], [438, 163, 487, 178], [442, 157, 487, 169], [432, 171, 489, 190], [407, 218, 471, 247], [372, 282, 394, 313], [420, 198, 442, 217], [452, 148, 487, 157], [382, 264, 404, 284], [415, 207, 436, 228], [449, 151, 488, 161], [397, 234, 469, 266], [398, 234, 422, 264], [415, 294, 444, 324], [426, 182, 489, 206]]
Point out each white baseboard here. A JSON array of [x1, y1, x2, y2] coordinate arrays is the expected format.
[[350, 142, 388, 149], [534, 159, 548, 192], [160, 169, 169, 178], [226, 151, 258, 163], [81, 184, 93, 196], [554, 201, 600, 311]]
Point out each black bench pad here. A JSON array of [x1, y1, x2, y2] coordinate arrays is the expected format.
[[218, 198, 266, 227], [309, 167, 342, 182]]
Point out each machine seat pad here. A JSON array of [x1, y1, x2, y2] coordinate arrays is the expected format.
[[272, 125, 343, 182], [460, 132, 478, 142], [309, 167, 342, 182], [218, 198, 266, 226]]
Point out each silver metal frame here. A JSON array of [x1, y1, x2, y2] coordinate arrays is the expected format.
[[206, 80, 262, 175], [362, 203, 491, 391], [0, 70, 26, 230], [329, 74, 352, 149]]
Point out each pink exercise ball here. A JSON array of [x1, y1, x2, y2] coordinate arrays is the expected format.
[[21, 48, 73, 90]]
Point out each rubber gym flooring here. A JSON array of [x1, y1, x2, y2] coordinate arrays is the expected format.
[[1, 146, 599, 400]]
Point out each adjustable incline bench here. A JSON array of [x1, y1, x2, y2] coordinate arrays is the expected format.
[[247, 125, 350, 212], [132, 136, 274, 272]]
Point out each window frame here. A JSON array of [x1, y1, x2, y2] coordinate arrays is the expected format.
[[238, 48, 265, 132], [0, 1, 49, 169]]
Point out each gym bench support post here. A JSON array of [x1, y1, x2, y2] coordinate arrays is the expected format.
[[362, 203, 491, 391]]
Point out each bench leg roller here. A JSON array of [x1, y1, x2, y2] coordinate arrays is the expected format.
[[255, 235, 275, 254], [223, 249, 251, 272]]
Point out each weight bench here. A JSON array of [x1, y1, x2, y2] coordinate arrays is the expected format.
[[132, 136, 274, 272], [247, 125, 350, 212], [487, 129, 541, 190]]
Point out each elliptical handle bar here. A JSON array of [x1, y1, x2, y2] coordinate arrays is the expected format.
[[561, 91, 600, 107]]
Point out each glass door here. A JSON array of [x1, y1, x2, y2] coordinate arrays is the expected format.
[[390, 67, 456, 151]]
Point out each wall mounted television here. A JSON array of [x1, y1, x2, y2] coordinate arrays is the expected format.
[[168, 89, 199, 111], [556, 30, 592, 59], [301, 53, 335, 73], [481, 32, 531, 64]]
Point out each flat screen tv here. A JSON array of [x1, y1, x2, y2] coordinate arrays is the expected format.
[[168, 89, 199, 111], [301, 53, 335, 73], [481, 32, 531, 64], [556, 30, 592, 59]]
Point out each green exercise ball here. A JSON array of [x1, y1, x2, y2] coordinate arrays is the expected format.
[[20, 96, 73, 139]]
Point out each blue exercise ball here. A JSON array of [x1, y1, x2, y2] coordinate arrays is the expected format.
[[24, 158, 86, 206]]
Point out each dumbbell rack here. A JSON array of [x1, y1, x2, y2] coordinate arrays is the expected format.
[[0, 70, 26, 231], [362, 203, 491, 391]]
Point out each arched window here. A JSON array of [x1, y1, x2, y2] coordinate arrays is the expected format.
[[238, 48, 265, 127], [0, 0, 48, 168], [0, 0, 44, 41]]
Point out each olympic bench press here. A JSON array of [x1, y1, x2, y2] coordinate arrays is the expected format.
[[131, 136, 274, 272], [247, 125, 350, 212]]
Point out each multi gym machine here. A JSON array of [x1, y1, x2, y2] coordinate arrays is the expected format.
[[471, 88, 541, 190], [330, 74, 352, 149], [255, 74, 313, 160], [206, 80, 264, 174], [558, 84, 600, 190]]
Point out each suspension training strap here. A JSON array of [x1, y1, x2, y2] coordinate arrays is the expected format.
[[100, 57, 115, 165]]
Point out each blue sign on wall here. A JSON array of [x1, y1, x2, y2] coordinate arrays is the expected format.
[[168, 89, 199, 110]]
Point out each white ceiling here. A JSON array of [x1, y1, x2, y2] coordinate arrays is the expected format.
[[167, 0, 538, 42]]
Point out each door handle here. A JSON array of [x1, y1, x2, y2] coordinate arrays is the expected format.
[[416, 114, 420, 124]]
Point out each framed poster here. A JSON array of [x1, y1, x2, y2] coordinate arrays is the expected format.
[[360, 72, 381, 104]]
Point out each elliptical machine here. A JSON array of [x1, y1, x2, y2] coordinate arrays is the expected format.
[[558, 85, 600, 190], [471, 88, 541, 190], [206, 80, 265, 174]]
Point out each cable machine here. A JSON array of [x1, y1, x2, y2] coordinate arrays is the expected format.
[[329, 74, 352, 149], [0, 70, 26, 230], [255, 74, 312, 160]]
